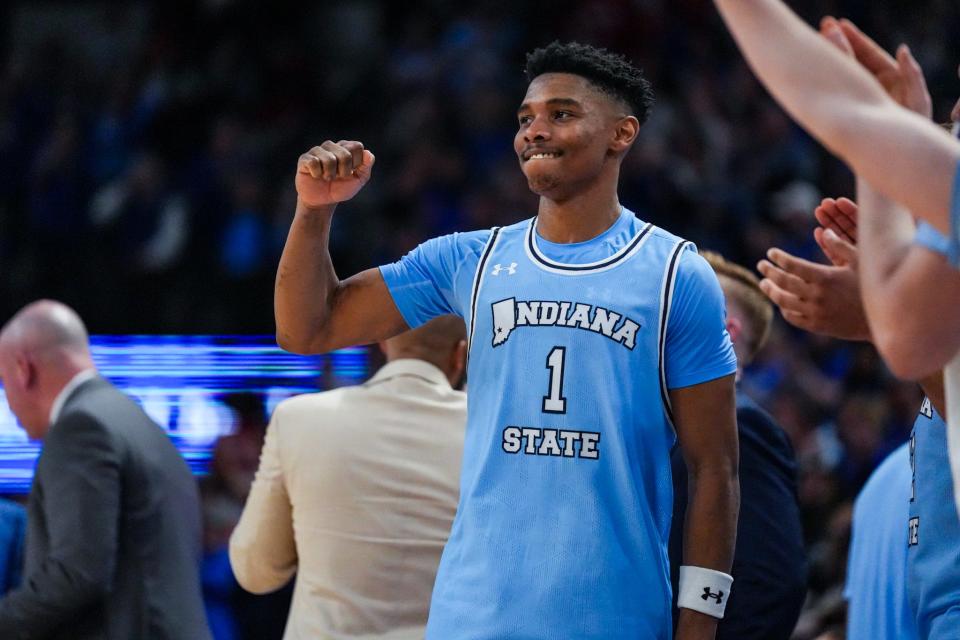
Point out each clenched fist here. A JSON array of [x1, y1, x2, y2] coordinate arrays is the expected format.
[[296, 140, 376, 209]]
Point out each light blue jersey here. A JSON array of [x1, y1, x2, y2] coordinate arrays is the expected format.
[[844, 444, 918, 640], [381, 208, 736, 639], [908, 401, 960, 639]]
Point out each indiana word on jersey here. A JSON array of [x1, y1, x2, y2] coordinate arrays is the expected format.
[[491, 298, 641, 348]]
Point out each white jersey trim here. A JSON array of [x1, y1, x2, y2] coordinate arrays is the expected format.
[[658, 240, 692, 426], [467, 227, 503, 354], [524, 216, 655, 276]]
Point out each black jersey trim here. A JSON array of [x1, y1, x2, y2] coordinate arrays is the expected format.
[[468, 227, 502, 354], [658, 240, 691, 426], [525, 217, 654, 274]]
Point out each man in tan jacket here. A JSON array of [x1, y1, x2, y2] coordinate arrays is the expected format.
[[230, 316, 467, 639]]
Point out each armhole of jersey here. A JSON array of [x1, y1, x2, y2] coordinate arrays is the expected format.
[[467, 227, 502, 354], [658, 240, 692, 428]]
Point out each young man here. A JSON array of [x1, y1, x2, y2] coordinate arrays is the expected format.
[[276, 42, 739, 640]]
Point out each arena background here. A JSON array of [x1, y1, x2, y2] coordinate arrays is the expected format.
[[1, 1, 958, 637]]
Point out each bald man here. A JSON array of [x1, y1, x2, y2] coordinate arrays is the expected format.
[[0, 300, 211, 640], [229, 316, 467, 639]]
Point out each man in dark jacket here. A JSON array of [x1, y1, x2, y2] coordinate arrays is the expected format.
[[0, 299, 211, 640], [671, 252, 807, 639]]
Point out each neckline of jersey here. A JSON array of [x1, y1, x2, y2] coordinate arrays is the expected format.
[[526, 208, 654, 273], [534, 206, 631, 250]]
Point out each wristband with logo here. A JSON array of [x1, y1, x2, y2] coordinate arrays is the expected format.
[[677, 565, 733, 619]]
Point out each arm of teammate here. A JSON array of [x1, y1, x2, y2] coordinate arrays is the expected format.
[[772, 20, 960, 377], [853, 180, 960, 378], [275, 141, 408, 354], [672, 374, 739, 640], [757, 218, 870, 341], [711, 0, 960, 235], [229, 407, 297, 594], [825, 23, 960, 375]]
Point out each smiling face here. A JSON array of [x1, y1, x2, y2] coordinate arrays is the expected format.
[[514, 72, 638, 201]]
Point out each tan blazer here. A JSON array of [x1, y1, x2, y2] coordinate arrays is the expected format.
[[230, 359, 466, 640]]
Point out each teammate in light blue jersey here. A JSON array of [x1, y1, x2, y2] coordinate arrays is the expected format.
[[275, 42, 739, 640], [845, 443, 918, 640], [908, 386, 960, 639]]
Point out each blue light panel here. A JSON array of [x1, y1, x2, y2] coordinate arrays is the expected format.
[[0, 336, 369, 493]]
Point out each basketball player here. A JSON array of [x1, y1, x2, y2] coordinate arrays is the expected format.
[[275, 42, 738, 639]]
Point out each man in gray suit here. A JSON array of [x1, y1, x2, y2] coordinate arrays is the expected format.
[[0, 300, 211, 640]]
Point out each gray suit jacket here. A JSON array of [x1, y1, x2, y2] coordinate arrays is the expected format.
[[0, 377, 212, 640]]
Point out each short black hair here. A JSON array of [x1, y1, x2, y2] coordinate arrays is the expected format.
[[525, 41, 654, 125]]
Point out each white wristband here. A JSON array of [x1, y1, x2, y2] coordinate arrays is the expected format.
[[677, 565, 733, 619]]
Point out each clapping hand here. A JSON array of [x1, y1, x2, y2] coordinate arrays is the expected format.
[[757, 197, 870, 341], [820, 16, 932, 119]]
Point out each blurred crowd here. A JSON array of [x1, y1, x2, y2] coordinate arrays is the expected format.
[[198, 393, 293, 640], [2, 1, 960, 637]]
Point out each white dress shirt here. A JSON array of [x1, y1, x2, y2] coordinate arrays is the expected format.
[[230, 359, 466, 640]]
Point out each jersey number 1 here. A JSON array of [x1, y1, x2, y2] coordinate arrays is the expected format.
[[543, 347, 567, 413]]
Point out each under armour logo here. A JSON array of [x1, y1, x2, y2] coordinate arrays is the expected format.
[[492, 262, 517, 276], [701, 588, 724, 605]]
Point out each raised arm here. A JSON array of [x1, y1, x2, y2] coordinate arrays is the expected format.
[[712, 0, 960, 234], [853, 181, 960, 378], [275, 141, 407, 354]]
